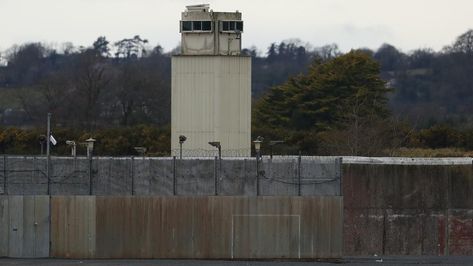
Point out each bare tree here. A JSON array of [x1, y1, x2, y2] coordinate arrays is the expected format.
[[74, 49, 110, 130]]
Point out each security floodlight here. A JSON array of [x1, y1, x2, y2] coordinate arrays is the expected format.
[[134, 147, 147, 156], [253, 136, 264, 157], [85, 138, 96, 158], [208, 141, 221, 159], [38, 135, 47, 155], [208, 141, 221, 149], [66, 140, 77, 157], [253, 136, 264, 196], [178, 135, 187, 159]]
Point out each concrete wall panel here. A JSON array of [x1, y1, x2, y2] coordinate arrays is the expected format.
[[3, 196, 49, 258], [220, 159, 256, 195], [0, 196, 9, 256]]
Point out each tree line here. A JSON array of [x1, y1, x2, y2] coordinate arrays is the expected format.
[[0, 36, 171, 130], [1, 30, 473, 156]]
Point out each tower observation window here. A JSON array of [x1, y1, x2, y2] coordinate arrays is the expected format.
[[221, 21, 243, 32], [180, 21, 213, 32], [182, 21, 192, 31], [202, 21, 212, 31]]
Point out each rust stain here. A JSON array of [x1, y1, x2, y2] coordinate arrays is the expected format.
[[438, 216, 446, 256], [50, 196, 342, 259]]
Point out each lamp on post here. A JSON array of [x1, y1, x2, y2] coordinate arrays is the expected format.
[[208, 141, 221, 159], [85, 138, 96, 159], [38, 135, 46, 155], [269, 140, 285, 159], [253, 136, 264, 196], [253, 136, 264, 160], [134, 147, 147, 157], [179, 135, 187, 159], [66, 140, 77, 157]]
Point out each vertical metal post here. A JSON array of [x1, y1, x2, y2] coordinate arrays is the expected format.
[[338, 157, 343, 196], [3, 155, 7, 195], [131, 156, 135, 195], [297, 152, 301, 196], [214, 156, 218, 196], [179, 143, 183, 160], [88, 151, 93, 195], [173, 156, 177, 195], [46, 112, 51, 195], [256, 154, 260, 196]]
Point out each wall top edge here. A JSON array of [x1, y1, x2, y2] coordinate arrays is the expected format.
[[342, 156, 473, 165], [172, 55, 251, 58], [1, 155, 471, 165]]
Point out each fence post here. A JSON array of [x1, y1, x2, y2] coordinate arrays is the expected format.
[[131, 156, 135, 195], [338, 157, 343, 196], [89, 155, 93, 195], [256, 156, 260, 196], [298, 152, 301, 196], [173, 156, 177, 195], [3, 155, 7, 195], [214, 156, 218, 196]]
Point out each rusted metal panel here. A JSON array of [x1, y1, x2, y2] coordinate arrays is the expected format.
[[51, 196, 96, 258], [93, 196, 342, 259]]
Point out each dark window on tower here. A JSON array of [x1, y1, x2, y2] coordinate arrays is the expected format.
[[229, 21, 236, 31], [221, 21, 243, 32], [193, 21, 202, 31], [222, 21, 229, 31], [236, 21, 243, 31], [182, 21, 192, 31], [202, 21, 212, 31]]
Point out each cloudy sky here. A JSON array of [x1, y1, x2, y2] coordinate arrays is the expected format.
[[0, 0, 472, 54]]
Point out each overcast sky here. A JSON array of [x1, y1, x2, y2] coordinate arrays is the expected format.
[[0, 0, 472, 54]]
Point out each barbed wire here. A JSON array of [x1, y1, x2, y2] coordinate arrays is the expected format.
[[0, 155, 341, 193]]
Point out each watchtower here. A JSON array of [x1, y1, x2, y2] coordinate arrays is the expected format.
[[171, 4, 251, 157]]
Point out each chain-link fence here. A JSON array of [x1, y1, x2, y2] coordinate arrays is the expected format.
[[0, 155, 342, 196]]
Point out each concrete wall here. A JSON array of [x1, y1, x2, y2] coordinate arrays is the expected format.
[[0, 156, 341, 196], [343, 160, 473, 256], [171, 56, 251, 157], [0, 196, 50, 258]]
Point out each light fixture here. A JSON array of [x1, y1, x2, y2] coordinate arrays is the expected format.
[[85, 138, 96, 158], [179, 135, 187, 159], [66, 140, 77, 157], [253, 136, 264, 159], [134, 147, 147, 156], [209, 141, 221, 159]]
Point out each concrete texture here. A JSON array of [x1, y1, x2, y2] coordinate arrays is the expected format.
[[0, 156, 341, 196], [0, 196, 50, 258], [343, 163, 473, 256]]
